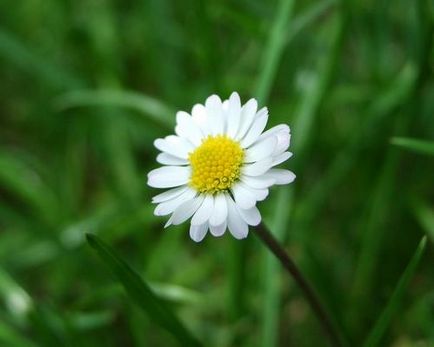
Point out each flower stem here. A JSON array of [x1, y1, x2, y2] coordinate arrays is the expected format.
[[254, 222, 343, 347]]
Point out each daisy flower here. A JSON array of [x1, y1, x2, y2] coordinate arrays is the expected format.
[[147, 92, 295, 242]]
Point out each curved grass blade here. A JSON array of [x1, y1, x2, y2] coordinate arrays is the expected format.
[[362, 236, 427, 347], [86, 234, 202, 347], [54, 89, 175, 129], [390, 137, 434, 156], [411, 199, 434, 241]]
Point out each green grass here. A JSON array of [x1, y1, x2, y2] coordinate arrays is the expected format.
[[391, 137, 434, 156], [363, 236, 427, 347], [0, 0, 433, 346], [86, 234, 202, 347]]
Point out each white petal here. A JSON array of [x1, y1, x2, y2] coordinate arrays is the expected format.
[[244, 136, 277, 163], [205, 95, 222, 114], [226, 92, 242, 138], [152, 186, 188, 203], [222, 100, 229, 110], [225, 194, 249, 239], [242, 157, 274, 176], [176, 111, 190, 123], [154, 188, 196, 216], [191, 194, 214, 225], [231, 183, 257, 209], [237, 205, 261, 226], [209, 220, 227, 237], [167, 195, 205, 226], [259, 124, 290, 141], [154, 135, 194, 159], [265, 169, 296, 184], [147, 166, 190, 188], [191, 104, 210, 136], [249, 187, 268, 201], [255, 107, 268, 119], [241, 175, 275, 189], [235, 99, 258, 140], [272, 151, 293, 166], [175, 111, 204, 146], [240, 112, 269, 148], [209, 194, 228, 227], [234, 182, 268, 202], [189, 223, 208, 242], [156, 153, 188, 166], [274, 132, 291, 155], [205, 95, 224, 135]]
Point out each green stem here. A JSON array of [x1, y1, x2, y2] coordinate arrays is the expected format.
[[255, 223, 343, 347]]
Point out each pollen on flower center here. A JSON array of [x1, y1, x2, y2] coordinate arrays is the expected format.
[[188, 135, 244, 194]]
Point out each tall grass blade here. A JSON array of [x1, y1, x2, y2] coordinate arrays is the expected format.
[[229, 0, 295, 328], [261, 189, 290, 347], [286, 0, 336, 46], [362, 236, 427, 347], [241, 0, 294, 346], [258, 2, 346, 345], [254, 0, 294, 103]]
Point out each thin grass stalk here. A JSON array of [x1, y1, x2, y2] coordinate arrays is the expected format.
[[255, 223, 344, 347]]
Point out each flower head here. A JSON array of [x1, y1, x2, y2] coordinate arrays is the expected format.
[[147, 92, 295, 242]]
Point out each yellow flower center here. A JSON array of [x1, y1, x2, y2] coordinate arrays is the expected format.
[[189, 135, 244, 194]]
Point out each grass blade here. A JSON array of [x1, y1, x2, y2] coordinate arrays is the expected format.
[[254, 0, 294, 103], [390, 137, 434, 156], [225, 0, 295, 334], [412, 199, 434, 241], [295, 62, 417, 239], [362, 236, 427, 347], [86, 234, 202, 347], [229, 0, 295, 328], [285, 0, 336, 45], [54, 89, 175, 129], [261, 188, 291, 347]]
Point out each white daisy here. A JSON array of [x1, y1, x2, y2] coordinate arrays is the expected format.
[[147, 92, 295, 242]]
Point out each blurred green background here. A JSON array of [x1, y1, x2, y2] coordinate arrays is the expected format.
[[0, 0, 433, 346]]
